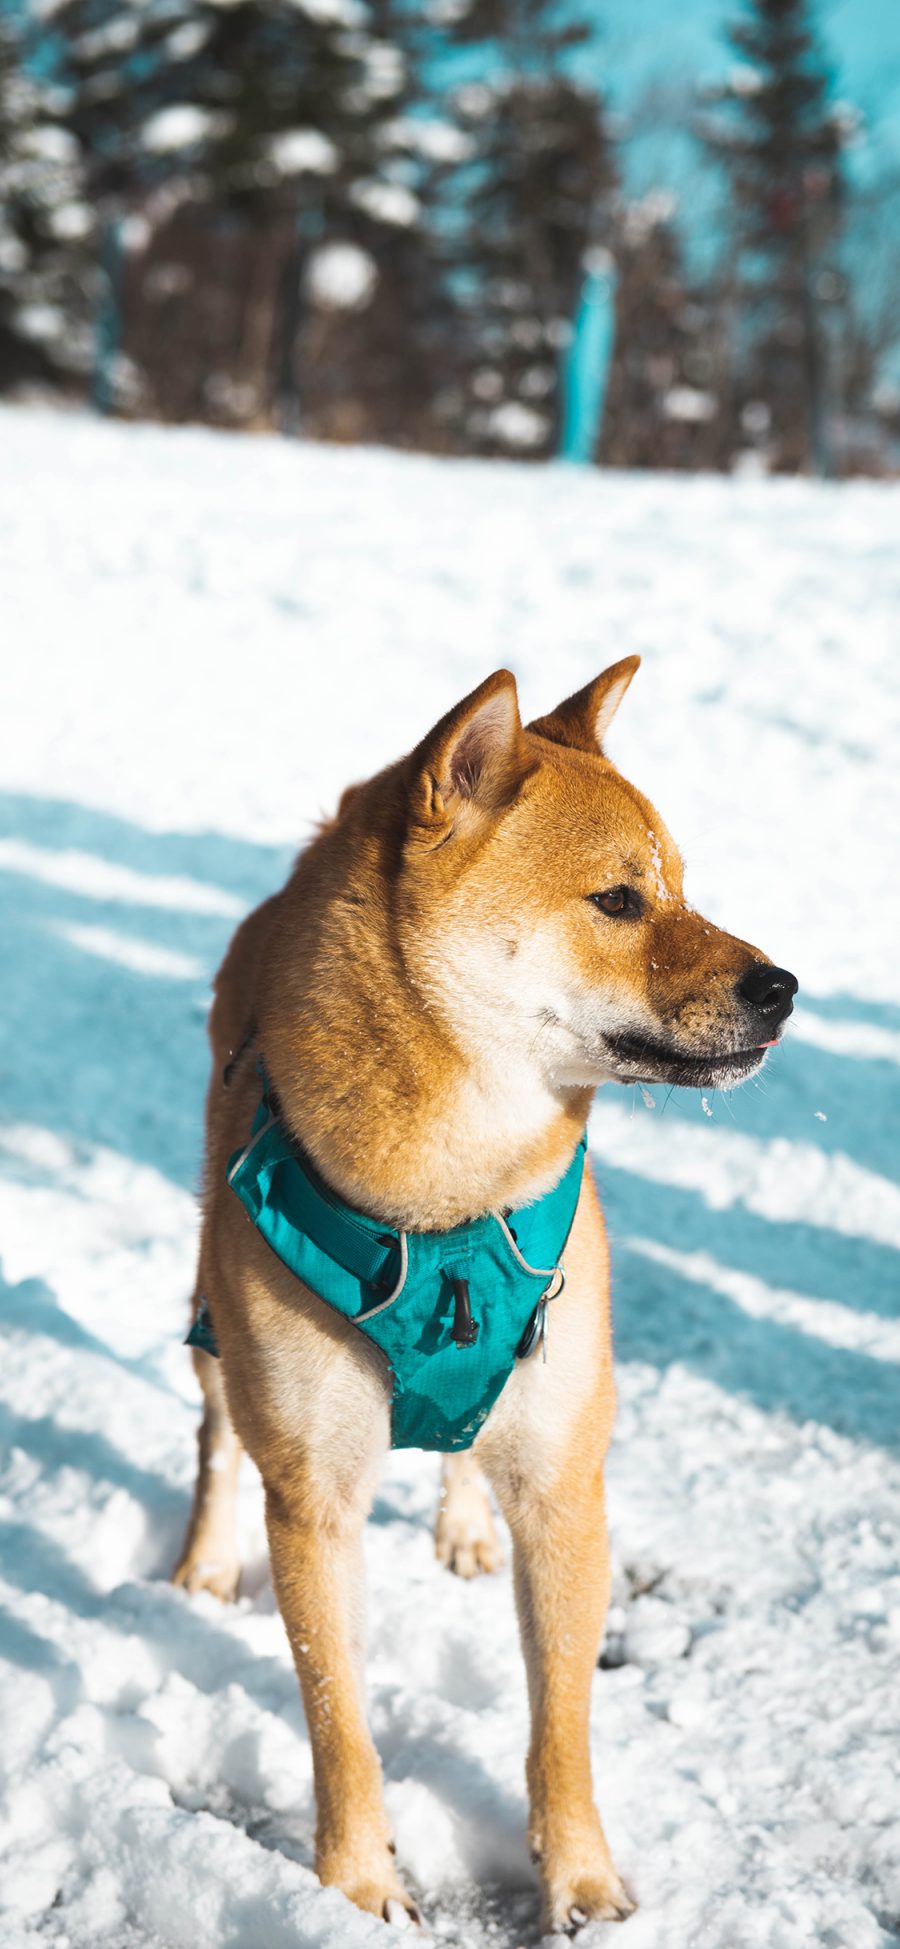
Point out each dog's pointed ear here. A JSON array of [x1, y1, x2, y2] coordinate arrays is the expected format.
[[407, 670, 532, 845], [528, 655, 641, 755]]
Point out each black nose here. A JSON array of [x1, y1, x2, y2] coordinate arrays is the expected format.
[[736, 962, 798, 1025]]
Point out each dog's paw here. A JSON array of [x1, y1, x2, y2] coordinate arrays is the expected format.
[[436, 1524, 503, 1579], [171, 1551, 241, 1603], [385, 1896, 429, 1935], [434, 1488, 502, 1579], [541, 1860, 636, 1934], [320, 1849, 425, 1932]]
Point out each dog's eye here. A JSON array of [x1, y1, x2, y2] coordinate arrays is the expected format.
[[588, 886, 641, 919]]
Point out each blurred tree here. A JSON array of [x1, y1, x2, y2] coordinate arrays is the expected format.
[[0, 9, 96, 392], [600, 196, 724, 470], [442, 0, 617, 458], [48, 0, 459, 440], [291, 0, 466, 449], [698, 0, 847, 473], [828, 163, 900, 471]]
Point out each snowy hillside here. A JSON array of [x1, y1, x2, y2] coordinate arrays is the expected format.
[[0, 407, 898, 1949]]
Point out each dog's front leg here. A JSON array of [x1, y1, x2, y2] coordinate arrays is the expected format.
[[263, 1460, 420, 1928], [494, 1449, 634, 1932]]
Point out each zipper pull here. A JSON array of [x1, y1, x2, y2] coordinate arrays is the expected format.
[[450, 1277, 479, 1347]]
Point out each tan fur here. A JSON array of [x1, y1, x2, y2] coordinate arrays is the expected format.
[[434, 1452, 503, 1579], [174, 661, 784, 1933]]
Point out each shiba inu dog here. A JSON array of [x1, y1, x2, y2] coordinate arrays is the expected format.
[[173, 659, 797, 1933]]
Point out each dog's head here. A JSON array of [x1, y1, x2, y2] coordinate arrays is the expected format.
[[396, 663, 797, 1092]]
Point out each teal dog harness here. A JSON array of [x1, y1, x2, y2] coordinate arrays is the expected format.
[[188, 1075, 586, 1453]]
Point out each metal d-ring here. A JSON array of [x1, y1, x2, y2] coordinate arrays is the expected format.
[[516, 1265, 566, 1363]]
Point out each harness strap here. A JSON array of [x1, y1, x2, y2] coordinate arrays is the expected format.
[[226, 1089, 403, 1304], [226, 1072, 585, 1312]]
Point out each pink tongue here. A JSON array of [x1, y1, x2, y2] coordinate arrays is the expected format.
[[757, 1038, 779, 1048]]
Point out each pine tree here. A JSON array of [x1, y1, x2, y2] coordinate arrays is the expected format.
[[600, 197, 722, 471], [0, 11, 96, 393], [442, 0, 617, 459], [699, 0, 847, 472], [290, 0, 467, 449], [49, 0, 459, 438]]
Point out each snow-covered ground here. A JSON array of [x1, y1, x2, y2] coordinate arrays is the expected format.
[[1, 407, 898, 1949]]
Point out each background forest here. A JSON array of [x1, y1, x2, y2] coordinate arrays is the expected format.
[[1, 0, 899, 474]]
